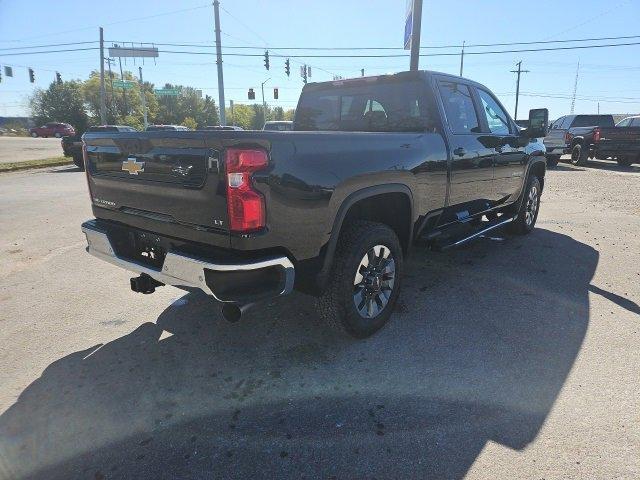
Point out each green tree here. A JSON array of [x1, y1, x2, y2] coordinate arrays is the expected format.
[[154, 84, 219, 127], [225, 103, 255, 129], [284, 108, 296, 121], [272, 106, 285, 121], [182, 116, 197, 130], [83, 70, 158, 128], [29, 80, 89, 133]]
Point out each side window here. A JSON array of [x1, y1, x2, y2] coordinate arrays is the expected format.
[[477, 89, 511, 135], [551, 117, 564, 130], [561, 116, 574, 129], [629, 118, 640, 127], [437, 81, 480, 134], [617, 118, 630, 127]]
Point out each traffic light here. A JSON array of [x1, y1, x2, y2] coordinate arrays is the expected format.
[[28, 68, 35, 83], [248, 88, 255, 100], [264, 50, 269, 71], [285, 58, 290, 77], [56, 72, 62, 84], [273, 87, 279, 100], [301, 65, 307, 84]]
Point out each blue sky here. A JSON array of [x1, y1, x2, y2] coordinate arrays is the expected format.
[[1, 0, 639, 121]]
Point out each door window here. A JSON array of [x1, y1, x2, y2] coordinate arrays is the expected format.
[[477, 89, 511, 135], [630, 118, 640, 127], [437, 81, 480, 134]]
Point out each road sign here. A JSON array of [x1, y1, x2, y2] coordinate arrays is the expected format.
[[404, 1, 413, 50], [154, 88, 181, 96], [109, 46, 159, 58], [112, 79, 135, 89]]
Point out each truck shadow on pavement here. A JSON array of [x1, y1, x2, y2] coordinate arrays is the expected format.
[[0, 229, 597, 480]]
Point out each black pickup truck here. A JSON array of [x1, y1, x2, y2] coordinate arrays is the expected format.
[[544, 114, 640, 167], [63, 125, 137, 169], [81, 70, 548, 338]]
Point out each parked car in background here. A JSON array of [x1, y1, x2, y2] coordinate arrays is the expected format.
[[263, 121, 293, 131], [544, 114, 640, 167], [81, 70, 548, 338], [145, 125, 191, 131], [202, 125, 244, 131], [29, 122, 75, 138], [62, 125, 137, 170]]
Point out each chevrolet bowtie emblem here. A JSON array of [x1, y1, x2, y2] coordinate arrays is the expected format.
[[122, 157, 145, 175]]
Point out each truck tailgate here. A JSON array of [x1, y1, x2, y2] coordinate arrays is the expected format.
[[84, 134, 228, 232], [599, 127, 640, 146]]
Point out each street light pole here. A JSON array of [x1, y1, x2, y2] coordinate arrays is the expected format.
[[261, 77, 271, 124]]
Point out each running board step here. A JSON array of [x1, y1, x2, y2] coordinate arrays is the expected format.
[[432, 215, 517, 251]]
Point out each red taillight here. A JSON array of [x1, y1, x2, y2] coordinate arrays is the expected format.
[[225, 148, 268, 233], [593, 128, 601, 142], [565, 132, 573, 143]]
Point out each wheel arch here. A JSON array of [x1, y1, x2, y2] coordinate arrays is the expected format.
[[316, 184, 414, 290]]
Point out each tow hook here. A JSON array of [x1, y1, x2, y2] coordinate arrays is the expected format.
[[130, 274, 164, 294]]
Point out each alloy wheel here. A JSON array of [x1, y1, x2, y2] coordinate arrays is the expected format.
[[353, 245, 396, 319]]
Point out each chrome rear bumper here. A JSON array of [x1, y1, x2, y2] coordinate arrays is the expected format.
[[81, 222, 295, 302]]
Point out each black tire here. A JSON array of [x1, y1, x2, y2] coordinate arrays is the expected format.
[[617, 158, 633, 167], [546, 155, 560, 168], [72, 153, 85, 170], [508, 175, 541, 235], [30, 132, 38, 138], [570, 143, 588, 166], [317, 220, 403, 338]]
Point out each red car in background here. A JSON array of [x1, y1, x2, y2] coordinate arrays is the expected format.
[[29, 122, 75, 138]]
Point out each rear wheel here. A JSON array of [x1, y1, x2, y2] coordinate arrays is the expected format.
[[317, 221, 403, 338], [570, 143, 588, 166], [508, 175, 541, 235], [546, 155, 560, 167], [30, 132, 38, 138]]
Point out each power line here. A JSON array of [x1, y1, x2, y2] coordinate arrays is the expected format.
[[113, 33, 640, 51], [146, 41, 640, 58], [0, 47, 99, 57], [0, 41, 98, 52]]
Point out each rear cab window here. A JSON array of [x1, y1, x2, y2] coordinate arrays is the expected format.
[[295, 78, 432, 132], [571, 115, 615, 127]]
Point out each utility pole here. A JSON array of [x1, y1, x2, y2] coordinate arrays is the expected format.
[[213, 0, 226, 125], [261, 78, 271, 124], [570, 60, 580, 115], [138, 66, 148, 130], [409, 0, 423, 71], [99, 27, 106, 124], [361, 68, 365, 77], [510, 60, 529, 120], [597, 102, 600, 114], [459, 41, 465, 77], [117, 52, 128, 116]]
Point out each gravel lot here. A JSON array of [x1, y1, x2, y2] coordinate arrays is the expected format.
[[0, 159, 638, 479], [0, 136, 64, 164]]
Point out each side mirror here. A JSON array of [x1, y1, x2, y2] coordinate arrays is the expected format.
[[526, 108, 549, 138]]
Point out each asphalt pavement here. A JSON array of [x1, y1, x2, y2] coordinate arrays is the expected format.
[[0, 160, 638, 479], [0, 136, 64, 164]]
